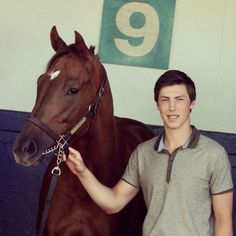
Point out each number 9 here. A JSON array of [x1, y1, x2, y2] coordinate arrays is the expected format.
[[114, 2, 159, 57]]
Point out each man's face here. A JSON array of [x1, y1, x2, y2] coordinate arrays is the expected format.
[[157, 84, 195, 130]]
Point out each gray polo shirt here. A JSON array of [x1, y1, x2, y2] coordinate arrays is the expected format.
[[122, 127, 233, 236]]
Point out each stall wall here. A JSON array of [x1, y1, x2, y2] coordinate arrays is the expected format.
[[0, 0, 235, 133]]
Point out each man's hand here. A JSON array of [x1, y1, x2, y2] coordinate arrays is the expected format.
[[62, 147, 87, 176]]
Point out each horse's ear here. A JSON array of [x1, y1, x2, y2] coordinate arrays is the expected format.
[[74, 31, 89, 57], [50, 26, 67, 52]]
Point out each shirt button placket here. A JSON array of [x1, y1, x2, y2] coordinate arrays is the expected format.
[[166, 152, 177, 184]]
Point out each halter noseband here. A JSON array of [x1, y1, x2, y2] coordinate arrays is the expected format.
[[27, 74, 107, 175]]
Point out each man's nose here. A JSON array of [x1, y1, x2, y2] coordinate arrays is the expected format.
[[169, 100, 176, 111]]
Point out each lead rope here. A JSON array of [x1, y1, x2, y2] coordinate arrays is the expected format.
[[51, 135, 69, 176], [38, 119, 87, 236], [38, 120, 86, 236], [38, 136, 67, 236], [38, 173, 57, 236]]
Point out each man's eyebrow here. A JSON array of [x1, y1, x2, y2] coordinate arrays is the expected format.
[[175, 95, 186, 98], [160, 95, 186, 98]]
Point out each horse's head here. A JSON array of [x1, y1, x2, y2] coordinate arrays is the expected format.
[[13, 26, 112, 167]]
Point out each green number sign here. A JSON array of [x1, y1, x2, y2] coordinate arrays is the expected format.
[[98, 0, 176, 69]]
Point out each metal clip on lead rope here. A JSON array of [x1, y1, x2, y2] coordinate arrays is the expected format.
[[51, 166, 61, 176]]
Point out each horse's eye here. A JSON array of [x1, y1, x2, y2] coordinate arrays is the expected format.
[[67, 88, 79, 95]]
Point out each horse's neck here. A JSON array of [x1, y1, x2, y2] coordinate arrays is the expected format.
[[77, 113, 116, 153], [73, 122, 118, 184], [73, 91, 120, 170]]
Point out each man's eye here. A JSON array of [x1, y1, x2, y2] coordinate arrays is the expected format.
[[161, 98, 168, 102], [67, 88, 79, 95]]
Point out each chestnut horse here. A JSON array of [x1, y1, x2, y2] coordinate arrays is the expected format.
[[13, 26, 155, 236]]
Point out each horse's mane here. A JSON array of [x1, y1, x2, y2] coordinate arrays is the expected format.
[[47, 44, 97, 70]]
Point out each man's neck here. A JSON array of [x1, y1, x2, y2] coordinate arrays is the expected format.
[[163, 125, 193, 153]]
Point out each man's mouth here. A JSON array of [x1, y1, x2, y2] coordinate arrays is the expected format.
[[167, 115, 179, 121]]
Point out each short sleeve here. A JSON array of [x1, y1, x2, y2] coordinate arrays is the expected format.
[[209, 147, 233, 194], [122, 146, 140, 188]]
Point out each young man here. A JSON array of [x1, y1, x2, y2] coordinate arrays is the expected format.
[[63, 70, 233, 236]]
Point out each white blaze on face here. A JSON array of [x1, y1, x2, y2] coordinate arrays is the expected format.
[[49, 70, 60, 80]]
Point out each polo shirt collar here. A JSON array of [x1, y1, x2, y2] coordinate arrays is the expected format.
[[154, 126, 200, 152]]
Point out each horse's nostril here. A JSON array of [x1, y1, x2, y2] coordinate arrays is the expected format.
[[22, 140, 38, 156]]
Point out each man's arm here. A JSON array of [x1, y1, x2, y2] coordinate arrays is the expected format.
[[63, 147, 139, 214], [212, 191, 233, 236]]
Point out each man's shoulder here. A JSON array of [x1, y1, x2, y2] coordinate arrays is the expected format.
[[198, 133, 227, 156], [199, 133, 224, 147], [132, 136, 159, 155]]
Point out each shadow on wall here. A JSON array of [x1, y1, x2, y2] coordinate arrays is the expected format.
[[0, 110, 50, 236], [0, 109, 236, 235]]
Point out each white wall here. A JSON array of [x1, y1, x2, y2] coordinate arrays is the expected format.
[[0, 0, 235, 133]]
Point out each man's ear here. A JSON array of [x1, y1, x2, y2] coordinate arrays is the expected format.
[[156, 102, 160, 110], [190, 100, 196, 109]]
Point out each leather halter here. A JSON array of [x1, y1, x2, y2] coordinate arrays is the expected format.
[[27, 73, 107, 175]]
